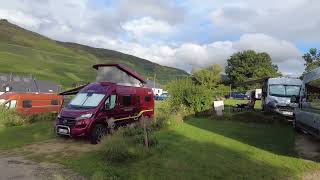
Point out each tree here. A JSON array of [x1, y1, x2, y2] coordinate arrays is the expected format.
[[192, 64, 223, 89], [303, 48, 320, 73], [225, 50, 280, 86]]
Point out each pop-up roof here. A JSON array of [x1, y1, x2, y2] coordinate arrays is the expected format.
[[93, 64, 146, 87]]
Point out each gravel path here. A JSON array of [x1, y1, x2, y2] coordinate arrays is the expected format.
[[0, 155, 85, 180]]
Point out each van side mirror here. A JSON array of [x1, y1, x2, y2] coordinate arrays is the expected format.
[[290, 96, 299, 103], [104, 103, 110, 111]]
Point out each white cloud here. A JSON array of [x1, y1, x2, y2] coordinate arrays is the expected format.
[[0, 0, 309, 76], [210, 0, 320, 42], [89, 33, 303, 76], [122, 17, 173, 37]]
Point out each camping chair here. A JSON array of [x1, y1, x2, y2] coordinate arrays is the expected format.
[[233, 91, 256, 112], [233, 99, 256, 112]]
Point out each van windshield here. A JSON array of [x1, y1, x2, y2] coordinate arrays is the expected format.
[[269, 85, 301, 97], [68, 93, 105, 109]]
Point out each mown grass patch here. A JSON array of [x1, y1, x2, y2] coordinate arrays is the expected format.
[[61, 117, 320, 180], [0, 120, 55, 149]]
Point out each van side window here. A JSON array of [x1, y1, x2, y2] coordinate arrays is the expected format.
[[23, 100, 32, 108], [123, 96, 132, 106], [305, 83, 320, 110], [144, 96, 151, 102], [51, 100, 59, 105], [105, 95, 117, 110], [136, 96, 140, 105]]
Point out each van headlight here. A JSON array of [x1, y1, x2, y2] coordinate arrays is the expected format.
[[76, 113, 93, 120]]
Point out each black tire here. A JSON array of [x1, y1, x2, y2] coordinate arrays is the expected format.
[[90, 124, 107, 144]]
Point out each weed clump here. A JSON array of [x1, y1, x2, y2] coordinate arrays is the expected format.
[[0, 107, 25, 127], [0, 107, 57, 127]]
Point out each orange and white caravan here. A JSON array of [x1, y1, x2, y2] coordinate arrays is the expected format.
[[0, 92, 63, 116]]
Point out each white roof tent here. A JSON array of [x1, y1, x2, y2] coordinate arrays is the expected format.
[[93, 64, 146, 87], [60, 64, 147, 95]]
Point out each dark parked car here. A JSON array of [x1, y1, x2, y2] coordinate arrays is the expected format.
[[155, 93, 169, 101], [225, 92, 249, 99]]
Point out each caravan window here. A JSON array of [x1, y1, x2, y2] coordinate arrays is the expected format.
[[4, 100, 17, 109], [51, 100, 59, 105], [23, 100, 32, 108], [144, 96, 151, 102], [122, 96, 132, 106]]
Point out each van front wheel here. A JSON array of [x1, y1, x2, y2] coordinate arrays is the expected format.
[[90, 124, 107, 144]]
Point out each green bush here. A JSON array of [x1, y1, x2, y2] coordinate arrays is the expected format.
[[0, 107, 57, 127], [101, 120, 159, 163], [167, 78, 213, 114], [0, 107, 25, 127], [27, 113, 57, 123], [101, 134, 136, 163]]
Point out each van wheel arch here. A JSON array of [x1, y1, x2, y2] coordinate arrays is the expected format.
[[90, 123, 107, 144]]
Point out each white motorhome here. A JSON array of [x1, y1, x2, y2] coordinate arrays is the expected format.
[[293, 68, 320, 137], [262, 77, 302, 117]]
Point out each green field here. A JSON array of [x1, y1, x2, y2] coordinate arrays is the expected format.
[[0, 19, 188, 87], [61, 117, 319, 180], [0, 100, 319, 179], [0, 121, 54, 149]]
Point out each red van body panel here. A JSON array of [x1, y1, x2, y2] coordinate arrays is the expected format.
[[55, 82, 154, 138], [0, 92, 63, 116]]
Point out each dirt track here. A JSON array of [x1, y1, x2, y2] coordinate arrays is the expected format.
[[0, 156, 84, 180], [0, 138, 99, 180], [295, 133, 320, 161], [295, 133, 320, 180]]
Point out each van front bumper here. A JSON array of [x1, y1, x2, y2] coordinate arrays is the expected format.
[[56, 125, 88, 137]]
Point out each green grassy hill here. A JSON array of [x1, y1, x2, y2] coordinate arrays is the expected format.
[[0, 19, 188, 88]]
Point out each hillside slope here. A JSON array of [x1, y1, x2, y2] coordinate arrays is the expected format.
[[0, 19, 188, 87]]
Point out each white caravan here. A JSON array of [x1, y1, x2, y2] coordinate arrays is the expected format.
[[262, 77, 302, 117]]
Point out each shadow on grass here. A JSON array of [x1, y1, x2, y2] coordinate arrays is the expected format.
[[184, 115, 297, 157], [68, 129, 309, 180]]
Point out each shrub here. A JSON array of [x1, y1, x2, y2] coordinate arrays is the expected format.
[[167, 78, 213, 114], [27, 113, 57, 123], [101, 134, 135, 163], [101, 119, 159, 163], [0, 107, 25, 127]]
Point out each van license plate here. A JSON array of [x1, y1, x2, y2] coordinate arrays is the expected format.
[[283, 111, 293, 116], [58, 128, 69, 134]]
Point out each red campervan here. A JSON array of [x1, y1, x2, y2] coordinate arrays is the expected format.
[[55, 64, 154, 144]]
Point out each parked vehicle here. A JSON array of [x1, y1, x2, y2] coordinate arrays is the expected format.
[[0, 92, 63, 116], [155, 92, 169, 101], [225, 92, 249, 99], [261, 77, 302, 117], [293, 67, 320, 137], [55, 64, 155, 144]]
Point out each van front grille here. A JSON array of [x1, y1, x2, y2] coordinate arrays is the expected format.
[[58, 117, 76, 127], [277, 106, 293, 112]]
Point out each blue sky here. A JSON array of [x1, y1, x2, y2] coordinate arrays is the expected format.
[[0, 0, 319, 76]]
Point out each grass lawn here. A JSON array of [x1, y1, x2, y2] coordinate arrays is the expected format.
[[0, 121, 55, 149], [61, 117, 320, 180], [224, 99, 262, 111]]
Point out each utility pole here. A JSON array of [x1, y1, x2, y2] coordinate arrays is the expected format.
[[153, 74, 156, 89]]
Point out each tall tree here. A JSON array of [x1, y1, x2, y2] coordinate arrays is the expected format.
[[192, 64, 223, 89], [303, 48, 320, 73], [225, 50, 280, 86]]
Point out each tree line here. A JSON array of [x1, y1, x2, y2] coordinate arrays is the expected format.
[[166, 48, 318, 114]]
